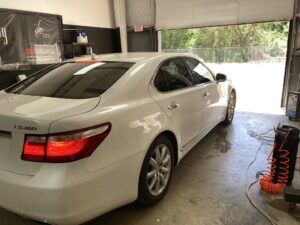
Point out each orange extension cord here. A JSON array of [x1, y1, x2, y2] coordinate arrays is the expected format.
[[260, 130, 291, 194]]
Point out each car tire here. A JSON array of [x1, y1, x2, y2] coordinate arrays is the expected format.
[[222, 90, 236, 125], [137, 135, 174, 205]]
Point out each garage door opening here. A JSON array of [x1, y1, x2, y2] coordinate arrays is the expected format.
[[160, 22, 289, 115]]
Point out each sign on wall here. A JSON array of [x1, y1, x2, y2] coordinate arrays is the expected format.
[[0, 9, 64, 70]]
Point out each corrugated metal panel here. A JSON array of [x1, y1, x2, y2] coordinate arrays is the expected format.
[[126, 0, 155, 27], [156, 0, 294, 30], [238, 0, 294, 24]]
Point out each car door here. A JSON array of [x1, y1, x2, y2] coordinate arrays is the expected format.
[[182, 57, 225, 134], [149, 58, 204, 148]]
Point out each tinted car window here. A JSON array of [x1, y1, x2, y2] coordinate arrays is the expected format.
[[183, 58, 214, 85], [158, 58, 192, 91], [6, 62, 134, 99], [154, 70, 169, 92]]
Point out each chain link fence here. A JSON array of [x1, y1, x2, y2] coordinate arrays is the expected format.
[[163, 46, 287, 63]]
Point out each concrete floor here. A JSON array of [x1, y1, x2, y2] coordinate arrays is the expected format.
[[0, 111, 300, 225]]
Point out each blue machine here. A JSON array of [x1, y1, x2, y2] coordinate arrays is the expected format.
[[286, 91, 300, 119]]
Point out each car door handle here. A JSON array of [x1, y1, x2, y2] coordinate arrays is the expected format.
[[203, 92, 210, 97], [168, 103, 180, 110]]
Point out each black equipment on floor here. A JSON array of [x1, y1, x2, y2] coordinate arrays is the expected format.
[[284, 186, 300, 204], [272, 125, 299, 186]]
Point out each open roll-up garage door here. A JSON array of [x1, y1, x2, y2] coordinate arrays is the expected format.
[[155, 0, 294, 30]]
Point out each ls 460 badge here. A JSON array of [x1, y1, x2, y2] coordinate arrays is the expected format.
[[14, 125, 37, 131]]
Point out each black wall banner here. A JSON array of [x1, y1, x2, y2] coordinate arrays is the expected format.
[[0, 9, 64, 70]]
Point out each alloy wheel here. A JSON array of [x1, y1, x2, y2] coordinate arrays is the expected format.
[[147, 144, 171, 196], [227, 92, 236, 121]]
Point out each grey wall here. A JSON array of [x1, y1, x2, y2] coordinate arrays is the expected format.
[[125, 0, 155, 28], [282, 0, 300, 106], [123, 0, 157, 52]]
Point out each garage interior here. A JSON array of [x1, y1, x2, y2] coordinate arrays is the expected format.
[[0, 0, 300, 225]]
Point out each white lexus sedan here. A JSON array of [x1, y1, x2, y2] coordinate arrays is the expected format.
[[0, 53, 235, 225]]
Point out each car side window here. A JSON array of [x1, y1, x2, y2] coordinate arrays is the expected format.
[[156, 58, 192, 92], [154, 70, 169, 92], [183, 58, 214, 85]]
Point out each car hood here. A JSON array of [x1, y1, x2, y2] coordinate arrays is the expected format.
[[0, 92, 100, 134]]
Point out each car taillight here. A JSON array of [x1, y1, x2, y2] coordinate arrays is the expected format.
[[22, 123, 111, 163], [23, 136, 46, 162]]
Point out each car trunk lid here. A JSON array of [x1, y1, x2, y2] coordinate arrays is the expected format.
[[0, 92, 100, 175]]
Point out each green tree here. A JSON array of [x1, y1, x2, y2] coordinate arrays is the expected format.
[[161, 22, 289, 62]]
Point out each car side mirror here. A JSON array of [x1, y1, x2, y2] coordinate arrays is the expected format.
[[216, 73, 227, 82]]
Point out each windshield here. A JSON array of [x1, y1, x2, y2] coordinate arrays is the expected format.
[[5, 62, 134, 99]]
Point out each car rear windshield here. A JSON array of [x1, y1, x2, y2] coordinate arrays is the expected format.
[[5, 62, 134, 99]]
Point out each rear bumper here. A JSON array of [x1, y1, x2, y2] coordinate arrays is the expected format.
[[0, 152, 144, 225]]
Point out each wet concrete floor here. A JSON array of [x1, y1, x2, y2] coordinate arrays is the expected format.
[[1, 111, 300, 225]]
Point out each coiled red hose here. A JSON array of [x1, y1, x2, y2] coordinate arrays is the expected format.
[[277, 148, 290, 184], [260, 130, 291, 194]]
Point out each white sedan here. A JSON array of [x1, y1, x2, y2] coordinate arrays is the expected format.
[[0, 53, 235, 225]]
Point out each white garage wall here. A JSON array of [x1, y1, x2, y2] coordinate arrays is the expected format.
[[156, 0, 294, 30], [0, 0, 115, 28]]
